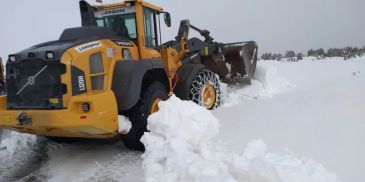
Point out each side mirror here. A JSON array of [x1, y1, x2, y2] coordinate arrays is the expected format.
[[164, 13, 171, 27]]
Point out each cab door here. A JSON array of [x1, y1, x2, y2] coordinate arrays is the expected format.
[[135, 4, 162, 60]]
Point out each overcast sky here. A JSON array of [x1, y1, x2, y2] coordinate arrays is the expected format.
[[0, 0, 364, 59]]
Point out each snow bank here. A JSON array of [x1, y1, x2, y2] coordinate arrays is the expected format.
[[222, 65, 294, 107], [141, 96, 340, 182]]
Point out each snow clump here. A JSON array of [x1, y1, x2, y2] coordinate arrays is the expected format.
[[118, 115, 132, 135]]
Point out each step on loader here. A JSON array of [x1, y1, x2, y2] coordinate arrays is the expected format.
[[0, 0, 258, 151]]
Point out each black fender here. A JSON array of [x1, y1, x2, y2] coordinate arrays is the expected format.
[[112, 60, 169, 112], [174, 63, 205, 100]]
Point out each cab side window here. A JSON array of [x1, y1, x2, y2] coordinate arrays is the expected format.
[[143, 8, 158, 48], [89, 53, 104, 90]]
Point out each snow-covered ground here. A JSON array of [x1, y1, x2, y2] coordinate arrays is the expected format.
[[0, 57, 364, 182], [216, 57, 365, 182]]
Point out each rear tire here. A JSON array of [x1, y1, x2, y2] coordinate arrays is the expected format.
[[188, 69, 221, 109], [120, 82, 168, 151]]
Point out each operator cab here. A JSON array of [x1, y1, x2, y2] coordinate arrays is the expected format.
[[94, 5, 138, 43], [89, 0, 172, 57]]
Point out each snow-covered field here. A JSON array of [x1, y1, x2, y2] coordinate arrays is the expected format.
[[0, 57, 364, 182]]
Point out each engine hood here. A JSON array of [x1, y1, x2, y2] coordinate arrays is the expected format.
[[10, 40, 77, 62], [9, 26, 125, 63]]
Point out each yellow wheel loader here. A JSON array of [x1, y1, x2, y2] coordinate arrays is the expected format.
[[0, 0, 258, 150]]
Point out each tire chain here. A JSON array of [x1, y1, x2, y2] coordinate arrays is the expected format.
[[188, 69, 222, 109]]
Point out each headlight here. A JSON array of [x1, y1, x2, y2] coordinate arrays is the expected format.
[[46, 51, 55, 59], [9, 55, 16, 62], [122, 48, 132, 60]]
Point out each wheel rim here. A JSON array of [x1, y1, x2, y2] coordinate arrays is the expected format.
[[150, 98, 161, 114], [201, 83, 216, 109]]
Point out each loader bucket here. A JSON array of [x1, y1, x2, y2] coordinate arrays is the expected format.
[[221, 41, 258, 84]]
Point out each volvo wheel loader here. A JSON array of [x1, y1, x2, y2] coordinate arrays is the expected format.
[[0, 0, 258, 151]]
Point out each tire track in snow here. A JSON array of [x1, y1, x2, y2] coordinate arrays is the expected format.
[[0, 137, 63, 182], [22, 139, 143, 182]]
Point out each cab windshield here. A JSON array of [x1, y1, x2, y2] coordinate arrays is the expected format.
[[95, 7, 137, 41]]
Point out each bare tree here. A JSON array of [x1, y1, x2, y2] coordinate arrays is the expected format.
[[261, 53, 272, 60], [307, 49, 315, 57], [274, 53, 283, 61], [360, 46, 365, 56], [261, 45, 365, 62], [327, 48, 342, 57], [285, 50, 296, 61], [315, 48, 325, 58], [297, 53, 304, 61]]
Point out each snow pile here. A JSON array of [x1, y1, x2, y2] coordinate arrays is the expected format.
[[222, 65, 294, 107], [141, 96, 228, 182], [141, 96, 340, 182], [0, 131, 38, 155]]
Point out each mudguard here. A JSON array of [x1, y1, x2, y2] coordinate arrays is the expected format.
[[112, 60, 168, 112], [174, 63, 205, 100]]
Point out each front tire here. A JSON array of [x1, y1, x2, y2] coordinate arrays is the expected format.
[[188, 69, 221, 109], [120, 82, 168, 151]]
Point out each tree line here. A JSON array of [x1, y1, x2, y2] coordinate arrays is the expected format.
[[260, 46, 365, 61]]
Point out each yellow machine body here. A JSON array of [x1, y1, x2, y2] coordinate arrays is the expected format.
[[0, 0, 257, 140], [0, 0, 187, 138], [0, 38, 140, 138]]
